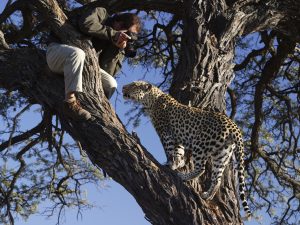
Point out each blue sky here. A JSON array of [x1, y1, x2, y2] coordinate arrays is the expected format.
[[0, 1, 276, 225]]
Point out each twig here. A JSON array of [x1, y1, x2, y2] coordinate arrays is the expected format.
[[7, 104, 31, 149], [227, 87, 237, 119], [0, 117, 44, 152]]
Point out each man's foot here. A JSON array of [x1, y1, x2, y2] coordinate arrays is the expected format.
[[63, 99, 91, 121]]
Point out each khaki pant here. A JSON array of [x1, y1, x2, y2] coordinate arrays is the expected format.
[[46, 43, 117, 99], [100, 68, 117, 99]]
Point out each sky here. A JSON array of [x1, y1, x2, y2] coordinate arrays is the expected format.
[[0, 1, 275, 225]]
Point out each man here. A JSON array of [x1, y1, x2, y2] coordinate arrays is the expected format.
[[46, 7, 141, 120], [79, 7, 141, 99]]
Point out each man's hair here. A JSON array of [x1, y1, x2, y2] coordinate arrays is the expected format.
[[111, 13, 141, 32]]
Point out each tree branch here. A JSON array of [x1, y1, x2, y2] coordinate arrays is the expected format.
[[0, 119, 45, 152], [250, 37, 296, 161], [81, 0, 184, 15], [74, 0, 95, 5], [256, 147, 300, 192], [230, 0, 300, 41], [234, 32, 276, 71], [227, 88, 237, 119], [0, 0, 28, 24], [7, 104, 31, 148]]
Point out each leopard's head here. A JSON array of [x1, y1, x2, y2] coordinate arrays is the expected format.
[[123, 81, 162, 107]]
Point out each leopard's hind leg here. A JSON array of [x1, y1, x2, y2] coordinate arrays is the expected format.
[[177, 159, 207, 181], [201, 142, 235, 200]]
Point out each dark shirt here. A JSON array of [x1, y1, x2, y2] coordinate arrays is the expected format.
[[78, 7, 125, 77]]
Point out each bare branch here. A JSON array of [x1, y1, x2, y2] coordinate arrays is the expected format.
[[0, 120, 44, 152], [251, 37, 296, 157], [81, 0, 183, 15], [256, 148, 300, 191], [234, 32, 276, 71], [74, 0, 95, 5], [0, 0, 38, 45], [7, 104, 31, 149], [217, 1, 300, 46], [0, 0, 25, 24], [227, 88, 237, 119]]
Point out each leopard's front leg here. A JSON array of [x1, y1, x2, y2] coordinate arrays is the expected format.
[[160, 132, 185, 170]]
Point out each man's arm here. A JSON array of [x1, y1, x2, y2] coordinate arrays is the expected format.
[[78, 7, 117, 42]]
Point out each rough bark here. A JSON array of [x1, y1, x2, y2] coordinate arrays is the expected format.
[[1, 0, 300, 224]]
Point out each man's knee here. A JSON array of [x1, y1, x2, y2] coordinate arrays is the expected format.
[[110, 78, 117, 90], [104, 79, 117, 99], [73, 47, 86, 62], [100, 69, 117, 99]]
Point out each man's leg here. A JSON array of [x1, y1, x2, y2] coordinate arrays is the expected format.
[[46, 43, 91, 120], [100, 68, 117, 99]]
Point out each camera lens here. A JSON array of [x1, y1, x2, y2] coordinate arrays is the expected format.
[[125, 31, 138, 41], [124, 31, 138, 58], [125, 44, 137, 57]]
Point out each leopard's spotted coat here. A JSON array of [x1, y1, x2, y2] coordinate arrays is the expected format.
[[123, 81, 251, 217]]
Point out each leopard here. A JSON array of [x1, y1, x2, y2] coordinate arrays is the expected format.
[[123, 81, 251, 218]]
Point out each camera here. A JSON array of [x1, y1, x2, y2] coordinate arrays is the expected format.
[[124, 31, 138, 58]]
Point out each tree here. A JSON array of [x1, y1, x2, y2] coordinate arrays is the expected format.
[[0, 0, 299, 224]]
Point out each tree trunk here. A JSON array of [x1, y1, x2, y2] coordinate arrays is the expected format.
[[169, 1, 242, 224]]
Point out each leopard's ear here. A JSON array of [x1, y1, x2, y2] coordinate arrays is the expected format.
[[144, 83, 152, 91]]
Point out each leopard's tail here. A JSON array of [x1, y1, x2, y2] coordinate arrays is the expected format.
[[235, 139, 251, 219]]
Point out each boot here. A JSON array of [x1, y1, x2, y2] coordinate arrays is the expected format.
[[63, 99, 91, 121]]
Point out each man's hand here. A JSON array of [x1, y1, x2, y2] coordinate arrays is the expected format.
[[113, 31, 131, 49]]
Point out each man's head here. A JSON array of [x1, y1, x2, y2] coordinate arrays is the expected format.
[[111, 13, 141, 34], [110, 13, 141, 56]]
